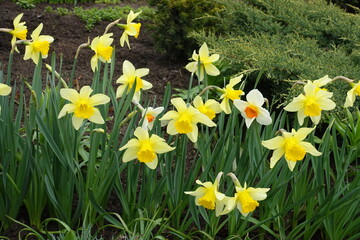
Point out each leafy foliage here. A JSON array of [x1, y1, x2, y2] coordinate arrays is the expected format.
[[147, 0, 224, 60]]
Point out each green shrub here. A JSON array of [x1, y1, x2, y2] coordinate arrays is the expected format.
[[147, 0, 224, 60], [190, 0, 360, 116]]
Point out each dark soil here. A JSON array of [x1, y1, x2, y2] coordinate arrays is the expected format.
[[0, 0, 190, 103], [0, 0, 190, 238]]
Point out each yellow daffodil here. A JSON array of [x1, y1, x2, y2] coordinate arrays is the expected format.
[[193, 95, 222, 120], [119, 10, 142, 49], [185, 42, 220, 81], [141, 106, 164, 130], [284, 82, 336, 125], [344, 81, 360, 107], [185, 172, 226, 216], [160, 98, 216, 143], [262, 127, 322, 171], [116, 60, 152, 102], [219, 75, 245, 114], [119, 127, 174, 169], [9, 13, 28, 53], [90, 33, 114, 72], [220, 173, 270, 216], [23, 23, 54, 65], [0, 83, 12, 96], [233, 89, 272, 128], [58, 86, 110, 130]]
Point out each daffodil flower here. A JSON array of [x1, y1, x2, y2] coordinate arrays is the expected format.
[[185, 42, 220, 81], [90, 33, 114, 72], [220, 173, 270, 216], [219, 75, 245, 114], [58, 86, 110, 130], [160, 98, 216, 143], [0, 83, 12, 96], [119, 10, 142, 49], [193, 95, 222, 120], [233, 89, 272, 128], [116, 60, 152, 102], [344, 81, 360, 108], [284, 82, 336, 125], [10, 13, 28, 53], [262, 127, 322, 171], [23, 23, 54, 65], [119, 127, 174, 169], [185, 172, 226, 216], [141, 106, 164, 130]]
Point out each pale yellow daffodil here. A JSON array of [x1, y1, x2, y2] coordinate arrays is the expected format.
[[344, 81, 360, 108], [119, 10, 142, 49], [193, 95, 222, 120], [185, 172, 226, 216], [58, 86, 110, 130], [9, 13, 28, 53], [119, 127, 175, 169], [116, 60, 152, 102], [220, 173, 270, 217], [284, 82, 336, 125], [219, 75, 245, 114], [262, 127, 322, 171], [23, 23, 54, 65], [90, 33, 114, 72], [233, 89, 272, 128], [185, 42, 220, 81], [160, 98, 216, 143], [0, 83, 12, 96]]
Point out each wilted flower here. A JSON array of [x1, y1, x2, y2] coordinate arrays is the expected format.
[[58, 86, 110, 130], [116, 60, 152, 102], [262, 127, 322, 171], [284, 82, 336, 125], [233, 89, 272, 128], [344, 81, 360, 108], [219, 75, 244, 114], [185, 42, 220, 81], [185, 172, 226, 216], [160, 98, 216, 143], [0, 83, 12, 96], [119, 10, 142, 49], [90, 33, 114, 72], [119, 127, 174, 169], [220, 173, 270, 217], [193, 95, 222, 120], [23, 23, 54, 65]]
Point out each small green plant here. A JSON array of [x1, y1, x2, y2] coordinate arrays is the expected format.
[[16, 0, 36, 9]]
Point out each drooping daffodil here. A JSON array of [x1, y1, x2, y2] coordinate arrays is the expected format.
[[185, 42, 220, 81], [284, 82, 336, 125], [159, 98, 216, 143], [119, 10, 142, 49], [0, 83, 12, 96], [58, 86, 110, 130], [219, 75, 245, 114], [9, 13, 28, 52], [119, 127, 175, 169], [90, 33, 114, 72], [185, 172, 226, 216], [220, 173, 270, 217], [233, 89, 272, 128], [23, 23, 54, 65], [261, 127, 322, 171], [344, 81, 360, 108], [193, 95, 222, 120], [116, 60, 152, 102]]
